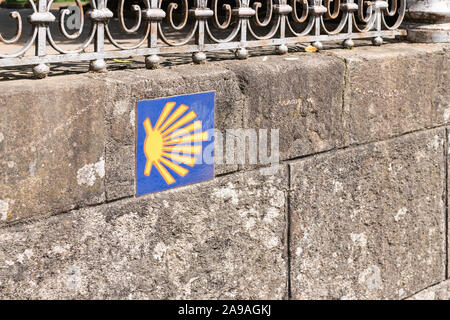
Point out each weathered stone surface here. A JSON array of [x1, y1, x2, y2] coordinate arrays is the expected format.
[[408, 280, 450, 300], [448, 127, 450, 275], [0, 167, 288, 299], [435, 46, 450, 123], [222, 53, 345, 161], [100, 65, 244, 201], [328, 43, 450, 146], [290, 129, 446, 299], [0, 43, 449, 299], [0, 75, 106, 224], [1, 43, 448, 224]]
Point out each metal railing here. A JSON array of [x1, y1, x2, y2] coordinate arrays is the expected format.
[[0, 0, 406, 78]]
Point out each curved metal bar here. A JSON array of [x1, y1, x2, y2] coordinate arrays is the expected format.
[[59, 0, 85, 39], [324, 0, 340, 19], [105, 23, 151, 50], [252, 0, 273, 27], [353, 0, 376, 32], [321, 10, 348, 35], [285, 0, 313, 36], [205, 18, 241, 43], [119, 0, 142, 33], [213, 0, 233, 29], [158, 21, 199, 46], [104, 0, 151, 50], [45, 0, 97, 54], [247, 0, 281, 40], [205, 0, 241, 43], [0, 12, 22, 44], [384, 0, 397, 16], [168, 0, 189, 30], [357, 0, 372, 23], [47, 24, 97, 54], [158, 0, 198, 46], [0, 0, 407, 75], [0, 27, 37, 59], [382, 0, 405, 30], [0, 0, 37, 58], [247, 15, 281, 40], [291, 0, 309, 23]]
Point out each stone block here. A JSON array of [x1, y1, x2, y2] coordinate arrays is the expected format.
[[222, 53, 346, 161], [328, 43, 450, 145], [0, 75, 106, 224], [289, 129, 446, 299], [0, 167, 288, 299]]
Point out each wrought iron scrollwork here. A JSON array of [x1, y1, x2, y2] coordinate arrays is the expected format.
[[0, 0, 37, 59], [0, 0, 406, 78], [205, 0, 241, 43], [0, 11, 22, 44], [159, 0, 198, 46], [46, 0, 97, 54], [104, 0, 151, 49], [382, 0, 405, 30]]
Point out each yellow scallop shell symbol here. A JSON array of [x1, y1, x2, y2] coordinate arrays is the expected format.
[[143, 102, 209, 185]]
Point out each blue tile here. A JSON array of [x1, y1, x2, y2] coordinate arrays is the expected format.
[[136, 92, 215, 196]]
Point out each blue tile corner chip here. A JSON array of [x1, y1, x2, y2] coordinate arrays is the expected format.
[[136, 92, 215, 196]]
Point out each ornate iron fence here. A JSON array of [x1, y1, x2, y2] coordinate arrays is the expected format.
[[0, 0, 406, 78]]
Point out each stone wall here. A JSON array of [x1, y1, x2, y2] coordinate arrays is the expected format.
[[0, 42, 449, 299]]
